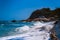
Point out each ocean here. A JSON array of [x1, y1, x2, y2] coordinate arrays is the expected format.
[[0, 21, 60, 40]]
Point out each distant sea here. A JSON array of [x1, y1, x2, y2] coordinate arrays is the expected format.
[[0, 21, 60, 40]]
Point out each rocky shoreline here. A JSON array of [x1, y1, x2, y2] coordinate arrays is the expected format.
[[11, 8, 60, 40], [22, 8, 60, 40]]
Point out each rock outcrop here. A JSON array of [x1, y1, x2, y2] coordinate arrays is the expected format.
[[26, 8, 60, 22]]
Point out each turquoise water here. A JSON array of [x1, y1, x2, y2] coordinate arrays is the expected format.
[[0, 22, 33, 37]]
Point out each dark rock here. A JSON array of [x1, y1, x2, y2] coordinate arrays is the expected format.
[[50, 30, 59, 40], [28, 8, 51, 19], [27, 8, 60, 21], [11, 20, 17, 22]]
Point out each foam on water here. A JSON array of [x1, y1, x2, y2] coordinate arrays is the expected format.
[[15, 25, 30, 33], [0, 21, 55, 40]]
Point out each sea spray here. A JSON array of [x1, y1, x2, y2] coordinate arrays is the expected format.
[[15, 25, 30, 34], [0, 21, 56, 40]]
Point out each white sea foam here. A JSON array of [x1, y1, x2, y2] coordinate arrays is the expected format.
[[15, 25, 30, 33], [0, 21, 56, 40]]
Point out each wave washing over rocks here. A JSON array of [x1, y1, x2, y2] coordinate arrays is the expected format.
[[0, 21, 56, 40], [0, 8, 60, 40]]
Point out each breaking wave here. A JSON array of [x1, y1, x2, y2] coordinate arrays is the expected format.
[[0, 21, 55, 40]]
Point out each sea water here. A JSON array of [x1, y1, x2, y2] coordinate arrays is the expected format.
[[0, 21, 59, 40]]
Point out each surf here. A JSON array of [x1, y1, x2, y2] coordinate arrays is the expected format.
[[0, 21, 56, 40]]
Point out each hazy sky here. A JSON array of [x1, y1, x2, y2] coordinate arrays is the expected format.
[[0, 0, 60, 20]]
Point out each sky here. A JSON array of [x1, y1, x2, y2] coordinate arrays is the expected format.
[[0, 0, 60, 20]]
